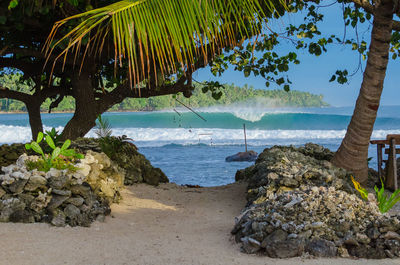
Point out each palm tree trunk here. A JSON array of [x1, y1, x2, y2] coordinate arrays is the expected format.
[[332, 0, 394, 184]]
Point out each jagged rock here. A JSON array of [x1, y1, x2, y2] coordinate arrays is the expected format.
[[264, 239, 305, 258], [8, 178, 29, 194], [69, 184, 91, 198], [306, 238, 337, 257], [9, 209, 34, 223], [0, 187, 5, 198], [47, 195, 70, 210], [18, 193, 35, 207], [24, 175, 47, 191], [30, 191, 51, 213], [384, 231, 400, 241], [64, 204, 80, 220], [367, 227, 380, 239], [232, 144, 400, 259], [52, 189, 72, 196], [66, 196, 84, 207], [0, 198, 26, 222], [260, 229, 287, 248], [51, 210, 66, 227], [241, 237, 261, 254], [48, 174, 69, 190]]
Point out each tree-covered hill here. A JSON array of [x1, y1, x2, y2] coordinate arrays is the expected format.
[[0, 75, 328, 112]]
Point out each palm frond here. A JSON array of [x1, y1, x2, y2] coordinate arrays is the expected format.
[[44, 0, 282, 89]]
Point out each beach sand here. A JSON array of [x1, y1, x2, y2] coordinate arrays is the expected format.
[[0, 182, 398, 265]]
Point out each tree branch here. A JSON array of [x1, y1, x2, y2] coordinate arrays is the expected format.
[[0, 86, 31, 102], [96, 75, 193, 113], [0, 58, 39, 76], [351, 0, 400, 31]]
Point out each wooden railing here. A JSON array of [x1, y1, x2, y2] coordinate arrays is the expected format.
[[370, 134, 400, 190]]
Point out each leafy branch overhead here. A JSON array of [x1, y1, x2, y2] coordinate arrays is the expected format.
[[210, 0, 400, 90], [44, 0, 282, 89]]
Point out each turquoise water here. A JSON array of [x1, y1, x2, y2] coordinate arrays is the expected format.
[[0, 106, 399, 186]]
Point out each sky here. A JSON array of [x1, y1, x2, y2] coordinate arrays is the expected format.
[[195, 4, 400, 107]]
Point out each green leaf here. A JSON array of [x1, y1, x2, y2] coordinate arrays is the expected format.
[[51, 147, 61, 160], [31, 142, 44, 156], [37, 132, 44, 143], [25, 143, 32, 150], [75, 153, 85, 159], [61, 149, 75, 157], [61, 140, 71, 151], [8, 0, 18, 10], [45, 135, 56, 149]]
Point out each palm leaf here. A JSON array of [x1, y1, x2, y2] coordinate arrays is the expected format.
[[44, 0, 282, 90]]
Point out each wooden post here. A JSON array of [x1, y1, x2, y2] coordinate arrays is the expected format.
[[392, 138, 398, 190], [377, 143, 383, 180], [386, 138, 398, 190], [243, 123, 247, 152]]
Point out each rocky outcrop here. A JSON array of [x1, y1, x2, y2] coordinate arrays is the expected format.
[[226, 151, 258, 162], [232, 143, 400, 259], [0, 137, 168, 186], [0, 151, 124, 226], [72, 137, 168, 186]]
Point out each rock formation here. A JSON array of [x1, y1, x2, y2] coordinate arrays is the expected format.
[[233, 143, 400, 258]]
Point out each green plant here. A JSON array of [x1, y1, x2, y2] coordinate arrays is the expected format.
[[98, 135, 133, 159], [374, 179, 400, 213], [351, 175, 400, 213], [45, 128, 63, 147], [25, 132, 84, 172], [95, 115, 112, 138]]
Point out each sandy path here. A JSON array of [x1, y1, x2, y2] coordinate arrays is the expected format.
[[0, 182, 398, 265]]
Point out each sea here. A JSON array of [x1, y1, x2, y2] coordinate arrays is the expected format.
[[0, 105, 399, 187]]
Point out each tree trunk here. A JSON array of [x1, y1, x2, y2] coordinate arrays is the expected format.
[[332, 0, 394, 184], [26, 101, 43, 140], [61, 71, 99, 140]]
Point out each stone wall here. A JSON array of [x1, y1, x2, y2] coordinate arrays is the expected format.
[[233, 144, 400, 259], [0, 151, 124, 227]]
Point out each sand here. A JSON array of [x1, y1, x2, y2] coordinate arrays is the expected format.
[[0, 182, 398, 265]]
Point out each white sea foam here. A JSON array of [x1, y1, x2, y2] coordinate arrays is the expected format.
[[2, 124, 398, 148], [0, 125, 64, 144]]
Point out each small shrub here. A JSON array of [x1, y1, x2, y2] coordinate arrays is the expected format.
[[352, 175, 400, 213], [25, 157, 79, 172], [25, 132, 84, 172]]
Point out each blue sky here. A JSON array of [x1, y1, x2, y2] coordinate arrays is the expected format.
[[195, 4, 399, 107]]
